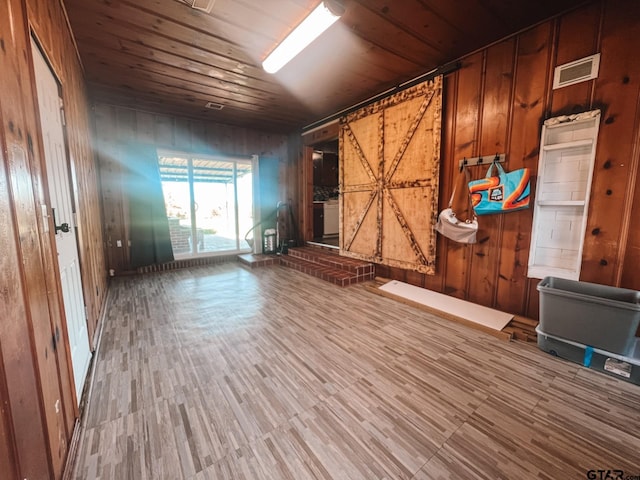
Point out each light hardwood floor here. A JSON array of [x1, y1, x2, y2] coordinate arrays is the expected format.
[[72, 263, 640, 479]]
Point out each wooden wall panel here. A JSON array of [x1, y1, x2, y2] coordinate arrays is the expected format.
[[581, 0, 640, 286], [66, 74, 108, 346], [549, 2, 601, 116], [495, 23, 552, 315], [95, 107, 128, 275], [0, 109, 51, 480], [468, 39, 515, 308], [1, 0, 108, 477], [422, 75, 457, 293], [621, 114, 640, 291], [93, 104, 290, 274], [174, 116, 192, 151], [442, 52, 482, 299], [286, 132, 304, 243], [340, 1, 640, 321], [0, 342, 19, 480], [190, 120, 207, 152], [1, 0, 76, 477], [155, 115, 174, 146], [135, 111, 155, 144]]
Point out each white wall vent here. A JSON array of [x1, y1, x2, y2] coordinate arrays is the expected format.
[[553, 53, 600, 90], [205, 101, 224, 110], [179, 0, 216, 14]]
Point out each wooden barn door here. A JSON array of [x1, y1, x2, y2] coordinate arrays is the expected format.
[[340, 76, 442, 274]]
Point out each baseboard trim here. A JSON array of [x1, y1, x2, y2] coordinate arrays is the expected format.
[[61, 419, 81, 480], [61, 278, 113, 479], [136, 254, 241, 273]]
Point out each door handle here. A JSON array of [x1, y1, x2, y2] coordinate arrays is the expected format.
[[52, 208, 70, 234]]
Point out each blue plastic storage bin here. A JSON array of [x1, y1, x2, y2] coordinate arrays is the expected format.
[[537, 326, 640, 386]]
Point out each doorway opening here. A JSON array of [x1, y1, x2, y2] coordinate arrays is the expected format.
[[31, 39, 91, 406], [311, 138, 339, 248], [158, 150, 254, 257]]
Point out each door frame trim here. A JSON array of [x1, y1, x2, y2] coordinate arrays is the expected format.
[[29, 31, 83, 420]]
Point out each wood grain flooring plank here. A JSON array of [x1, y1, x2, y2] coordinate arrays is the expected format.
[[72, 263, 640, 479]]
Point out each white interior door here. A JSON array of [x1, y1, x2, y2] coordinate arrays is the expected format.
[[31, 40, 91, 404]]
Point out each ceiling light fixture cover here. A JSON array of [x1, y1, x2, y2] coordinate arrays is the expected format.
[[262, 1, 343, 74]]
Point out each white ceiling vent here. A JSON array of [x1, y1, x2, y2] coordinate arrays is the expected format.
[[205, 101, 224, 110], [179, 0, 216, 14], [553, 53, 600, 90]]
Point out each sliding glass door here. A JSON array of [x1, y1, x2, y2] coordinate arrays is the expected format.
[[158, 151, 254, 257]]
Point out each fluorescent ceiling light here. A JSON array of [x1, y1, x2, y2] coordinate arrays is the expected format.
[[262, 1, 342, 74]]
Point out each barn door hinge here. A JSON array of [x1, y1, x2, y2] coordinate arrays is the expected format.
[[85, 305, 89, 321]]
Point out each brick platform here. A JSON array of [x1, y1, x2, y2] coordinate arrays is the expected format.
[[238, 246, 375, 287], [282, 246, 375, 287]]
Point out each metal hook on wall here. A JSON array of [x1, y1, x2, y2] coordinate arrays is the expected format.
[[458, 153, 506, 169]]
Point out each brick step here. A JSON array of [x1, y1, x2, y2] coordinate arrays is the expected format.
[[237, 253, 278, 268], [287, 247, 373, 276], [279, 254, 374, 287]]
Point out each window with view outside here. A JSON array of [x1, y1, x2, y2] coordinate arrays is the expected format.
[[158, 151, 254, 257]]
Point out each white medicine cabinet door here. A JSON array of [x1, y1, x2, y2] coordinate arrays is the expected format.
[[527, 110, 601, 280]]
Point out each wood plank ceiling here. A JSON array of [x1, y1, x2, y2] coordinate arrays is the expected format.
[[64, 0, 590, 132]]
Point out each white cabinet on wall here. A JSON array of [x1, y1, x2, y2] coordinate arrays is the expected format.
[[528, 110, 601, 280]]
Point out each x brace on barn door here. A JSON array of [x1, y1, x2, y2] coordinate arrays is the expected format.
[[339, 76, 442, 274]]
